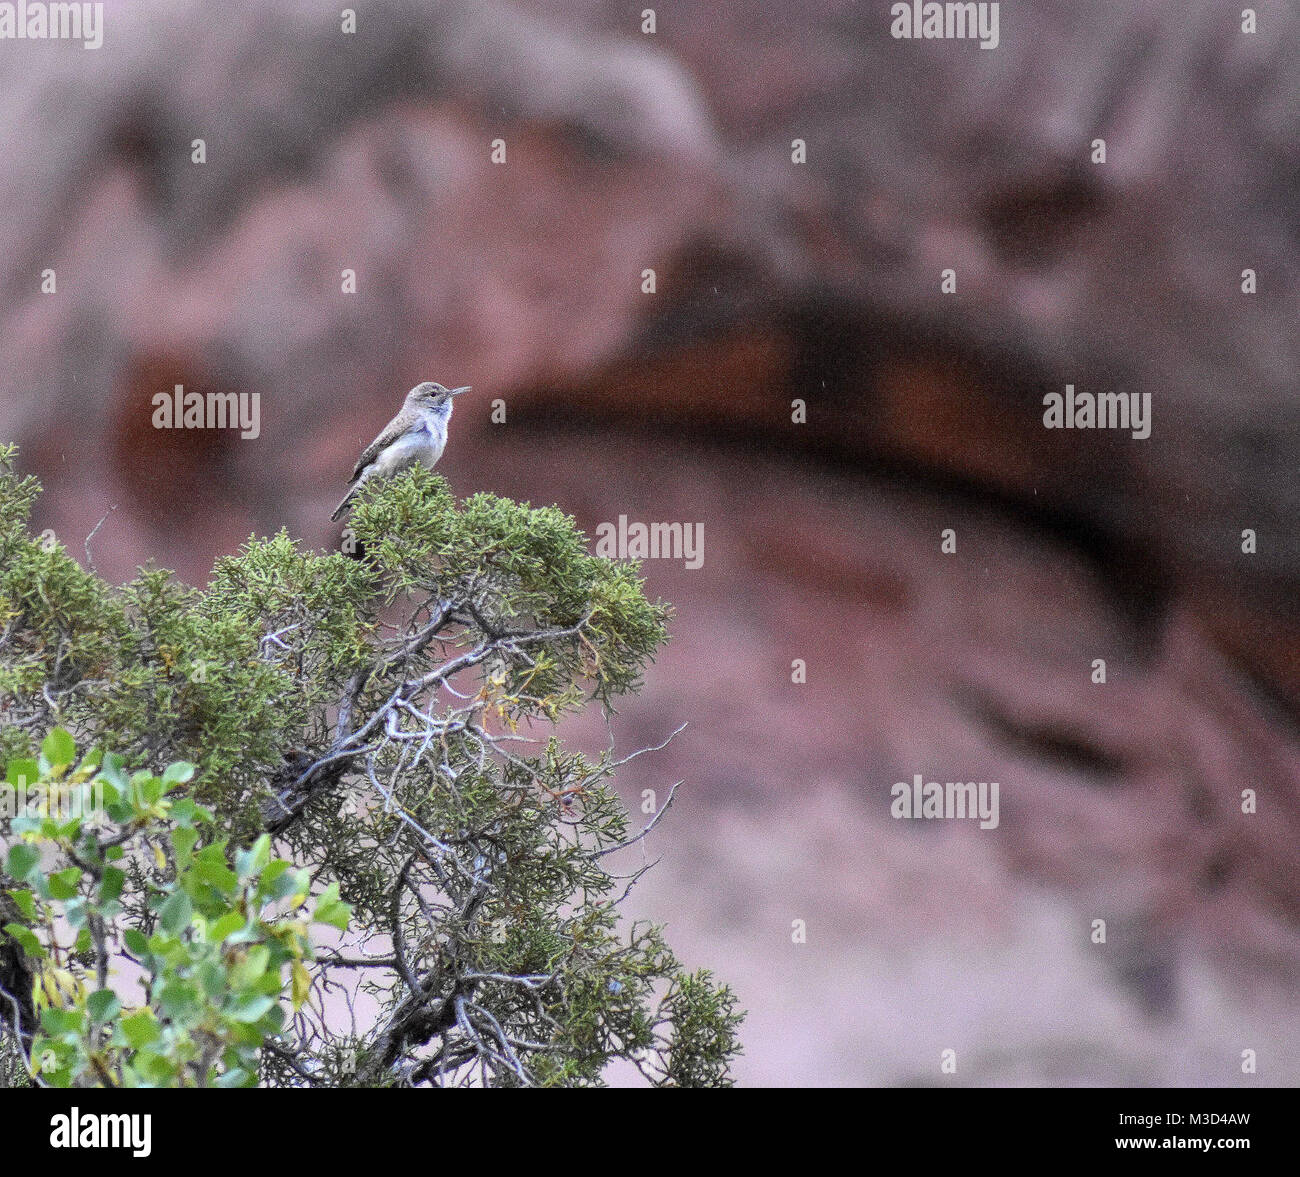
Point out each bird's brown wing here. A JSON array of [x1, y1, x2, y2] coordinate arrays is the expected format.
[[348, 419, 407, 484]]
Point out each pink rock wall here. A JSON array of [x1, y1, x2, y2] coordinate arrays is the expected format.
[[2, 0, 1297, 1084]]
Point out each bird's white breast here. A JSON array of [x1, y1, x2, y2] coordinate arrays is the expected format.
[[372, 424, 445, 477]]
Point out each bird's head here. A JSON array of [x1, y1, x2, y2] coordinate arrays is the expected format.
[[408, 381, 471, 412]]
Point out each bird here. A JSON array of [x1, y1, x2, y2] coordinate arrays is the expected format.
[[331, 381, 471, 521]]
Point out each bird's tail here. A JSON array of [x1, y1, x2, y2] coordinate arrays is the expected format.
[[330, 487, 357, 522]]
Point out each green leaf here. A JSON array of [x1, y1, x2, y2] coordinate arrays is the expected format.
[[158, 979, 199, 1021], [6, 758, 38, 789], [47, 867, 81, 901], [4, 843, 40, 881], [230, 945, 270, 990], [6, 889, 36, 920], [99, 867, 126, 904], [260, 860, 291, 887], [291, 959, 311, 1009], [2, 922, 45, 958], [235, 834, 271, 881], [97, 753, 127, 793], [192, 848, 237, 893], [312, 882, 351, 932], [162, 760, 195, 788], [123, 928, 149, 956], [55, 816, 83, 841], [264, 866, 306, 902], [197, 960, 227, 998], [135, 773, 164, 808], [158, 891, 193, 935], [119, 1009, 160, 1048], [226, 993, 276, 1023], [208, 912, 246, 943], [169, 799, 213, 827], [87, 988, 121, 1023], [41, 1006, 84, 1037], [131, 1048, 177, 1085], [41, 728, 76, 770]]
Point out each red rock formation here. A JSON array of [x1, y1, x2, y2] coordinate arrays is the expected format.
[[1, 0, 1297, 1084]]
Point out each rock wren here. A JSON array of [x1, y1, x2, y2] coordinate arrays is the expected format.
[[331, 381, 471, 521]]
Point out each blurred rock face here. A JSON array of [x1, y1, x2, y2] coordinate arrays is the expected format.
[[2, 0, 1298, 1083]]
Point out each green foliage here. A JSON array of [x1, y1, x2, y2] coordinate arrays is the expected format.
[[0, 445, 742, 1087], [3, 733, 341, 1087]]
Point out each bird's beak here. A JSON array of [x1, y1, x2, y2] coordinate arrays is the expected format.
[[449, 386, 472, 397]]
